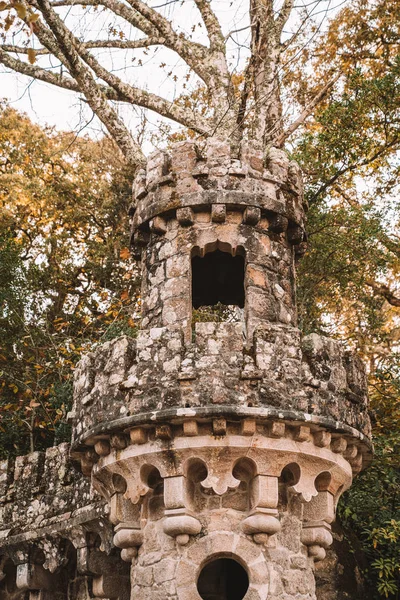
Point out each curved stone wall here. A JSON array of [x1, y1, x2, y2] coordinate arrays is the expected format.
[[131, 140, 305, 236], [71, 326, 371, 450]]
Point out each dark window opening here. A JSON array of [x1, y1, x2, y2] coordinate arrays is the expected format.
[[197, 558, 249, 600], [192, 250, 245, 309]]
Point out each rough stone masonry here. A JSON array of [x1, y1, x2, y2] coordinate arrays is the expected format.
[[0, 140, 372, 600]]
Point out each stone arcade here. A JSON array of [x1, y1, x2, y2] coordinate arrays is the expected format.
[[0, 141, 372, 600]]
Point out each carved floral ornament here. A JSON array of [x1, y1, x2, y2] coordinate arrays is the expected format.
[[87, 418, 359, 563]]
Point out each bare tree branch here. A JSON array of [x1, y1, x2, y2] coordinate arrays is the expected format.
[[248, 0, 283, 147], [2, 0, 329, 153], [28, 0, 210, 136], [78, 46, 210, 133], [83, 37, 164, 49], [191, 0, 235, 136], [274, 73, 340, 146], [377, 231, 400, 259], [311, 138, 400, 202], [29, 0, 189, 140], [50, 0, 161, 38], [1, 44, 49, 55], [1, 53, 209, 135], [0, 47, 80, 91], [236, 59, 252, 142], [275, 0, 294, 38], [50, 0, 220, 86], [121, 0, 211, 77], [1, 37, 165, 54], [35, 0, 145, 168], [194, 0, 225, 52], [366, 280, 400, 308]]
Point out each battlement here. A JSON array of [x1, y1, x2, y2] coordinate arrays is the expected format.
[[131, 140, 306, 250], [71, 330, 371, 456], [0, 444, 101, 537]]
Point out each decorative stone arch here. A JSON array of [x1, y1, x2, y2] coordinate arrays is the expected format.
[[191, 240, 246, 259], [176, 532, 269, 600]]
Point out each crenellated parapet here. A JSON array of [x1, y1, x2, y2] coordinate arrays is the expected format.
[[71, 328, 371, 451], [131, 140, 305, 238]]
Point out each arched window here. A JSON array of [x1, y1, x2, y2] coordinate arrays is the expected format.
[[197, 557, 249, 600]]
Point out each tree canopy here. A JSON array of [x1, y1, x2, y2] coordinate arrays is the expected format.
[[0, 101, 139, 455], [0, 0, 347, 167]]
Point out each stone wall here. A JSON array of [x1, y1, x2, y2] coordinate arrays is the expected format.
[[129, 509, 316, 600], [137, 208, 297, 339], [71, 329, 371, 452], [0, 444, 93, 534], [0, 444, 130, 600]]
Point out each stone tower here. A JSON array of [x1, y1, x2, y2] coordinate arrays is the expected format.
[[69, 139, 372, 600]]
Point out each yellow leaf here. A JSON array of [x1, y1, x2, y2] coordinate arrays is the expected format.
[[14, 1, 26, 19], [0, 2, 9, 11], [27, 48, 36, 64], [28, 11, 39, 21], [120, 247, 130, 260]]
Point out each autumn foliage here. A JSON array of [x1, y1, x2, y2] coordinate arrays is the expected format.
[[0, 102, 139, 456]]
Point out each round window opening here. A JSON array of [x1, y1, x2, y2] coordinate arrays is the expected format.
[[197, 557, 249, 600]]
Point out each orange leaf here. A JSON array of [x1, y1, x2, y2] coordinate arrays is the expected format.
[[27, 48, 36, 64], [14, 1, 26, 18]]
